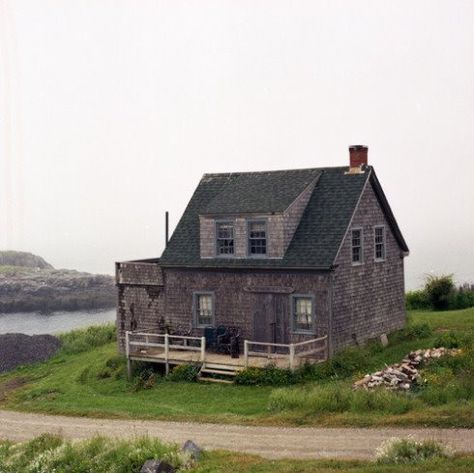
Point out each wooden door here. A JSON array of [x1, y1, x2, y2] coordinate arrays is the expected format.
[[253, 294, 290, 345]]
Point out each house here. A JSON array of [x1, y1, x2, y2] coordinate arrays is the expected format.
[[116, 146, 409, 376]]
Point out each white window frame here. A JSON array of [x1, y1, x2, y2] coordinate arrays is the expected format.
[[374, 225, 386, 262], [215, 220, 235, 257], [290, 294, 316, 334], [247, 219, 268, 258], [351, 226, 364, 265], [192, 291, 215, 328]]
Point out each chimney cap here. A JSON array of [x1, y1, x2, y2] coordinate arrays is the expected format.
[[349, 145, 368, 151]]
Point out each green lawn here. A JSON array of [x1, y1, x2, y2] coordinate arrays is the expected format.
[[195, 452, 474, 473], [0, 308, 473, 427]]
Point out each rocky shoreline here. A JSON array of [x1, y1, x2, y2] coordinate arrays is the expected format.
[[0, 251, 116, 313]]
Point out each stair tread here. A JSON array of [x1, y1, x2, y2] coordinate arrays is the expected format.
[[203, 363, 244, 371], [198, 376, 233, 384], [201, 368, 238, 376]]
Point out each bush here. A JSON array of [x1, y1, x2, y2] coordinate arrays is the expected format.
[[0, 434, 191, 473], [448, 290, 474, 310], [132, 363, 157, 391], [58, 324, 116, 355], [376, 438, 452, 464], [235, 365, 298, 386], [425, 274, 455, 310], [402, 323, 433, 340], [433, 331, 470, 349], [406, 290, 431, 310], [166, 364, 200, 382]]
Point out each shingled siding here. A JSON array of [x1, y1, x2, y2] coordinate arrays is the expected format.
[[163, 268, 331, 345], [116, 262, 165, 352], [331, 181, 406, 352]]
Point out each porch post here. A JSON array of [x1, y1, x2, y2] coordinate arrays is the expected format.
[[200, 336, 206, 362], [125, 331, 132, 379], [289, 343, 295, 371], [164, 333, 170, 375], [244, 340, 249, 368]]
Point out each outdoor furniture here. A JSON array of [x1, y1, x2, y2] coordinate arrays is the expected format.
[[216, 326, 240, 357], [204, 326, 217, 349]]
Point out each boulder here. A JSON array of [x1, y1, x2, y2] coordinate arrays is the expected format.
[[140, 460, 175, 473], [183, 440, 202, 460]]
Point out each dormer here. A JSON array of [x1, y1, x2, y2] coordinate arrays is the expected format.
[[199, 169, 320, 259]]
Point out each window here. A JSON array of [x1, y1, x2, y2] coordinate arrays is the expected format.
[[193, 292, 214, 327], [291, 295, 315, 333], [216, 222, 234, 256], [248, 221, 267, 256], [374, 226, 386, 261], [351, 228, 363, 264]]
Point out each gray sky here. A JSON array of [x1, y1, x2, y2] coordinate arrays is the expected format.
[[1, 0, 473, 290]]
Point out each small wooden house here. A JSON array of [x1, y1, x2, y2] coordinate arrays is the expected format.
[[116, 146, 409, 380]]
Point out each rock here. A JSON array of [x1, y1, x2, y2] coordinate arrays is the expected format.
[[183, 440, 202, 460], [140, 459, 175, 473]]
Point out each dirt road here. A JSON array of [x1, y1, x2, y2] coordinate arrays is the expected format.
[[0, 410, 472, 459]]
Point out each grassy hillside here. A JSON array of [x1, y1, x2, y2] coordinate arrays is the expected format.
[[0, 308, 472, 427]]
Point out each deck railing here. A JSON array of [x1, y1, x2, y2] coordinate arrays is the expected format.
[[125, 330, 328, 376], [125, 330, 205, 375], [243, 335, 328, 370]]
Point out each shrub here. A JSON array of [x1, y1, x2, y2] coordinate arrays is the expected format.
[[433, 331, 466, 349], [402, 323, 433, 340], [58, 324, 116, 355], [235, 365, 298, 386], [425, 274, 455, 310], [166, 364, 200, 382], [448, 290, 474, 310], [375, 437, 452, 464], [406, 290, 431, 310], [132, 363, 157, 391]]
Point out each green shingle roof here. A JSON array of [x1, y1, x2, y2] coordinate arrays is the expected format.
[[159, 165, 408, 269], [203, 169, 321, 214]]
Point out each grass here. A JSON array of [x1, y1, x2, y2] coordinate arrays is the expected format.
[[0, 308, 473, 427], [1, 435, 473, 473], [194, 451, 474, 473]]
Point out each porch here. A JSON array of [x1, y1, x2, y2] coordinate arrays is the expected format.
[[125, 330, 328, 381]]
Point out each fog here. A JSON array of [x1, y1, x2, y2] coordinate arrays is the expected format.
[[1, 1, 473, 290]]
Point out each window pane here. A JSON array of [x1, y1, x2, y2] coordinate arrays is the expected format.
[[249, 221, 267, 255], [293, 297, 313, 331], [197, 294, 212, 325], [374, 227, 385, 260], [217, 222, 234, 255]]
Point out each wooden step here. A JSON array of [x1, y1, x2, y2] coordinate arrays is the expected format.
[[198, 376, 233, 384], [201, 368, 238, 376], [203, 362, 244, 371]]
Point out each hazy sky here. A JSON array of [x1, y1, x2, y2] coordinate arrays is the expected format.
[[1, 0, 473, 290]]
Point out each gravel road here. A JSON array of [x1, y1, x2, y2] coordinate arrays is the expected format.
[[0, 410, 472, 459]]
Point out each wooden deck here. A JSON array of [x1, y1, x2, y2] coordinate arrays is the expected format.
[[125, 330, 328, 377], [129, 347, 297, 370]]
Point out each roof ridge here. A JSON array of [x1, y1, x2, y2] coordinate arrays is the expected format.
[[202, 165, 348, 178]]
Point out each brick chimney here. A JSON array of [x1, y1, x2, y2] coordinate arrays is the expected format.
[[348, 145, 368, 174]]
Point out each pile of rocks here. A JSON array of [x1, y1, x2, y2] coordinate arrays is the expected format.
[[353, 347, 461, 391]]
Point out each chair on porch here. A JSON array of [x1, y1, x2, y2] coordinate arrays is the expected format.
[[216, 326, 241, 357]]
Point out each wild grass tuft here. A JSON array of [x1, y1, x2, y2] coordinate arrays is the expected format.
[[375, 437, 452, 464], [58, 324, 116, 355], [0, 434, 191, 473]]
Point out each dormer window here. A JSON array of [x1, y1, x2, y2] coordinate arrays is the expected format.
[[248, 220, 267, 256], [216, 221, 234, 256]]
